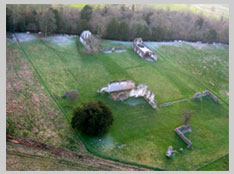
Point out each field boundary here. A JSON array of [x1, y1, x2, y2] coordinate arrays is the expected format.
[[12, 35, 228, 171], [195, 154, 229, 171], [7, 135, 149, 171], [155, 49, 229, 106], [13, 33, 71, 124], [14, 33, 165, 171], [160, 98, 189, 107]]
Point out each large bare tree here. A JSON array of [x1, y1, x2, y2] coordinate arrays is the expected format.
[[37, 5, 57, 36]]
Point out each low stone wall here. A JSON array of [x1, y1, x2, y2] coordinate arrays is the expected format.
[[80, 36, 91, 51], [202, 90, 219, 103], [132, 38, 157, 61], [160, 99, 188, 107], [174, 125, 192, 149], [191, 90, 219, 103], [102, 46, 126, 53], [192, 92, 202, 99]]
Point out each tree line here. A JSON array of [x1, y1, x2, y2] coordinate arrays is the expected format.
[[6, 4, 229, 44]]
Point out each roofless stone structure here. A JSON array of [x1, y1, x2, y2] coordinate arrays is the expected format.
[[98, 80, 157, 109], [132, 38, 157, 62], [175, 125, 192, 149], [80, 30, 92, 49]]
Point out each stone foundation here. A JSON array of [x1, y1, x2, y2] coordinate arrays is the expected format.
[[192, 90, 219, 103], [175, 125, 192, 149]]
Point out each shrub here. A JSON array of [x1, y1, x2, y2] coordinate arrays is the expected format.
[[182, 109, 195, 125], [71, 100, 114, 136]]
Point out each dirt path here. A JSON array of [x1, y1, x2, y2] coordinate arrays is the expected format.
[[7, 135, 148, 171]]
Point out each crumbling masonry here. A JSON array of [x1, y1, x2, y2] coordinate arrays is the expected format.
[[175, 125, 192, 149], [80, 30, 101, 53], [80, 30, 92, 50], [132, 38, 157, 61], [192, 90, 219, 103], [98, 80, 157, 109]]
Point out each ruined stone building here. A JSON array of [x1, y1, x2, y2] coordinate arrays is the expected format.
[[98, 80, 157, 108], [80, 30, 101, 53], [175, 125, 192, 149], [192, 90, 219, 103], [80, 30, 92, 49], [132, 38, 157, 61]]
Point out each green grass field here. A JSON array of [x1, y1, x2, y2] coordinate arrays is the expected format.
[[7, 34, 229, 170]]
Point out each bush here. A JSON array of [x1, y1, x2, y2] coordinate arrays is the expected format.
[[71, 101, 114, 136], [182, 109, 195, 125]]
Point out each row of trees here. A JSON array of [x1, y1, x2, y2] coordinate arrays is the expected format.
[[6, 4, 229, 43]]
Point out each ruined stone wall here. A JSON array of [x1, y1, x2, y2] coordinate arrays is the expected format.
[[98, 80, 136, 93], [80, 36, 91, 51], [132, 38, 157, 61], [98, 80, 158, 109], [202, 90, 219, 103], [192, 90, 219, 103], [80, 31, 101, 54], [175, 125, 192, 149], [132, 42, 144, 59], [160, 99, 188, 107]]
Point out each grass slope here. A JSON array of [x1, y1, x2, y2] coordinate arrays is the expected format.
[[7, 35, 229, 171]]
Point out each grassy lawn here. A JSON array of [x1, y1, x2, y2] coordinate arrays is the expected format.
[[6, 40, 84, 152], [7, 34, 229, 170], [197, 155, 229, 171]]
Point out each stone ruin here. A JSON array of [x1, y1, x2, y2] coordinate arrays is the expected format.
[[202, 90, 219, 103], [192, 90, 219, 103], [179, 148, 184, 153], [80, 30, 92, 48], [192, 92, 202, 99], [118, 144, 126, 149], [174, 125, 192, 149], [98, 80, 157, 109], [166, 146, 177, 158], [80, 30, 101, 54], [132, 38, 157, 62], [64, 90, 79, 103]]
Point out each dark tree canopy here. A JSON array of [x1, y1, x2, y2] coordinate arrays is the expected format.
[[105, 17, 119, 40], [71, 101, 114, 136], [6, 4, 229, 44], [81, 5, 93, 21], [77, 19, 91, 35]]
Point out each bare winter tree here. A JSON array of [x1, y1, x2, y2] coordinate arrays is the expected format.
[[6, 4, 229, 44], [37, 5, 57, 36], [182, 110, 195, 125]]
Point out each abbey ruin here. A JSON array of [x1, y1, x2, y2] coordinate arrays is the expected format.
[[98, 80, 157, 108], [132, 38, 157, 61], [175, 125, 193, 149], [80, 30, 101, 54], [80, 30, 92, 48]]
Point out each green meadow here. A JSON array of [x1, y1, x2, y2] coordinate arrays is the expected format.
[[7, 35, 228, 170]]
